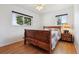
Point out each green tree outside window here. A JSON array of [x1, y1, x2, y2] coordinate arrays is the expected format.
[[16, 16, 23, 25], [24, 17, 31, 25]]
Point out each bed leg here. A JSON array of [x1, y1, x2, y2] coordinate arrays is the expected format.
[[24, 38, 26, 45]]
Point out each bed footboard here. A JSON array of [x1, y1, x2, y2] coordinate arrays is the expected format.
[[24, 29, 52, 53]]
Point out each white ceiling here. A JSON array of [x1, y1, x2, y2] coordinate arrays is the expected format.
[[16, 4, 73, 14]]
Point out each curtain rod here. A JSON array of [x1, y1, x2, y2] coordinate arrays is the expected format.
[[55, 14, 68, 17], [12, 11, 33, 18]]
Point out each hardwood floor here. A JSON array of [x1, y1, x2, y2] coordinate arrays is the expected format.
[[0, 41, 76, 54], [53, 41, 76, 54]]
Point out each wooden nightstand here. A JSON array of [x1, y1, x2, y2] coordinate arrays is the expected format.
[[61, 32, 74, 43]]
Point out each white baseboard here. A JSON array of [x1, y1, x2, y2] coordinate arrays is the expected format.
[[74, 41, 79, 54], [75, 45, 79, 54], [0, 39, 23, 47]]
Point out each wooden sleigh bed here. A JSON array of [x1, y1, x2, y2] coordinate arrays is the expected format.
[[24, 26, 61, 54]]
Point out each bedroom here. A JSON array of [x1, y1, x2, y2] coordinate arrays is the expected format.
[[0, 4, 79, 54]]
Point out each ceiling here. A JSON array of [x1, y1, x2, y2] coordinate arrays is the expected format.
[[16, 4, 73, 14]]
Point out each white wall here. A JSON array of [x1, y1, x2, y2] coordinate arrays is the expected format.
[[0, 5, 42, 47], [74, 5, 79, 53], [41, 6, 74, 28], [0, 5, 78, 54]]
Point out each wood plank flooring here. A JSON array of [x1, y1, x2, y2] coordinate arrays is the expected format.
[[0, 41, 76, 54], [53, 41, 76, 54]]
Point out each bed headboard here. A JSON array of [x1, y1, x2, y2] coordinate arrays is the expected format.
[[43, 26, 61, 29], [43, 26, 61, 34]]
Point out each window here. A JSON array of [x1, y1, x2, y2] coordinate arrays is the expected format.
[[56, 14, 68, 25], [12, 11, 33, 26]]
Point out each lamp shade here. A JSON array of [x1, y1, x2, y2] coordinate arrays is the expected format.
[[61, 23, 72, 34], [63, 23, 71, 28]]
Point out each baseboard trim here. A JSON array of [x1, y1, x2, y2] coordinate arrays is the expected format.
[[0, 39, 23, 47], [74, 42, 79, 54]]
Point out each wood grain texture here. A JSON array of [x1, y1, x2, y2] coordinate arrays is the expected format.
[[24, 29, 51, 53], [0, 41, 76, 54], [53, 41, 76, 54], [43, 26, 61, 29], [61, 32, 74, 42]]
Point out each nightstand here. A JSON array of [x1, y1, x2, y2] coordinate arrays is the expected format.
[[61, 32, 74, 43]]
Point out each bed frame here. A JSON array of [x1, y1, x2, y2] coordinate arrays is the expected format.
[[24, 26, 61, 54], [43, 26, 61, 29]]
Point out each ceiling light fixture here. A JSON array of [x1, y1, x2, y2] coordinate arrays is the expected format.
[[34, 4, 45, 11]]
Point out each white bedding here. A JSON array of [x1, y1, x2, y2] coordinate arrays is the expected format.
[[51, 30, 61, 49], [44, 28, 61, 49]]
